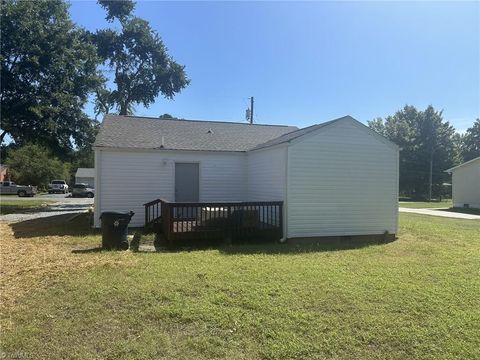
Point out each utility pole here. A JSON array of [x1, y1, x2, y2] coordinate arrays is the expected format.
[[429, 152, 433, 202], [249, 96, 254, 124], [428, 147, 437, 202]]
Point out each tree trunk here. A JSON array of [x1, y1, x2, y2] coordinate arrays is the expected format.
[[119, 101, 129, 115], [0, 130, 7, 144]]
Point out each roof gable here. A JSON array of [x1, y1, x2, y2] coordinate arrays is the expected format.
[[250, 117, 346, 150], [445, 157, 480, 173], [251, 116, 399, 151]]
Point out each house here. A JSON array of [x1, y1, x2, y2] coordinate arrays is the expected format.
[[445, 157, 480, 209], [93, 115, 399, 240], [75, 168, 95, 187], [0, 165, 9, 182]]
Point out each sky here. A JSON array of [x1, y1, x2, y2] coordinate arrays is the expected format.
[[69, 0, 480, 132]]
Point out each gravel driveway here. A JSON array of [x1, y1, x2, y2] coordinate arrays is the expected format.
[[5, 193, 92, 202], [0, 194, 94, 223]]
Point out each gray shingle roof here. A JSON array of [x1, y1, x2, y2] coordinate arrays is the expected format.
[[75, 168, 95, 177], [94, 115, 299, 152]]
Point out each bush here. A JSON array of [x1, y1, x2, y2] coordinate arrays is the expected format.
[[6, 144, 70, 190]]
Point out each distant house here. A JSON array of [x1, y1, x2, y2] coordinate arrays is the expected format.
[[75, 168, 95, 187], [93, 115, 399, 241], [445, 157, 480, 209], [0, 165, 9, 182]]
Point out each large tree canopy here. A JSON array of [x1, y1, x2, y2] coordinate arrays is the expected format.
[[368, 105, 459, 199], [0, 0, 103, 154], [93, 0, 189, 116]]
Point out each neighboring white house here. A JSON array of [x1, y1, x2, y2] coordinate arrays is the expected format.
[[75, 168, 95, 187], [445, 157, 480, 209], [94, 115, 399, 239]]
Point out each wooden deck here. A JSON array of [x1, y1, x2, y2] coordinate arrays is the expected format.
[[144, 199, 283, 244]]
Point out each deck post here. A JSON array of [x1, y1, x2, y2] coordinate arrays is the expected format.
[[279, 203, 283, 239], [145, 205, 148, 228]]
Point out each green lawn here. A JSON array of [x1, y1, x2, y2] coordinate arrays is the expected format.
[[0, 197, 56, 214], [1, 214, 479, 359], [399, 199, 452, 208]]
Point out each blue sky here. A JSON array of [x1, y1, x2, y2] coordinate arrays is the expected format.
[[70, 1, 480, 132]]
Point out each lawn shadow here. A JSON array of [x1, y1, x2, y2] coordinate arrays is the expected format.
[[9, 213, 98, 239], [219, 235, 395, 255], [71, 246, 104, 253], [152, 234, 396, 255]]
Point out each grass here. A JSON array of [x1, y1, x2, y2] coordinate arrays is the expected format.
[[399, 199, 452, 208], [1, 214, 479, 359], [0, 197, 56, 215]]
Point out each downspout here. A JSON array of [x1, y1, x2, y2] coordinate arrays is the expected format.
[[93, 149, 101, 228], [280, 144, 289, 242]]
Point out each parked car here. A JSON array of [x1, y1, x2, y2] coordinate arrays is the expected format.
[[48, 180, 69, 194], [0, 181, 37, 197], [72, 183, 94, 198]]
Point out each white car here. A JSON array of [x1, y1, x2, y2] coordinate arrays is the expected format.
[[48, 180, 69, 194]]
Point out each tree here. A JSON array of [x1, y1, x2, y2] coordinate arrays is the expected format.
[[0, 0, 103, 155], [67, 119, 100, 183], [158, 113, 175, 119], [368, 106, 420, 198], [70, 118, 100, 170], [461, 119, 480, 162], [93, 0, 190, 116], [6, 144, 70, 189], [368, 105, 458, 200], [416, 106, 458, 200], [98, 0, 134, 22]]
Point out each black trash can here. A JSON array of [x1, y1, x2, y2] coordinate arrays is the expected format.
[[100, 211, 135, 250]]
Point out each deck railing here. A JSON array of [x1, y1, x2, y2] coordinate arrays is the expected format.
[[144, 198, 161, 227], [144, 199, 283, 243]]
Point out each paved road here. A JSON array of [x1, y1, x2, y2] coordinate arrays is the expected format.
[[399, 207, 480, 220], [0, 194, 93, 223]]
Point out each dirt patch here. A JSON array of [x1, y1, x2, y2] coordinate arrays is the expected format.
[[0, 218, 139, 313]]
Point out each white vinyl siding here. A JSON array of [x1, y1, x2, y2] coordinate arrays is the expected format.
[[247, 146, 286, 201], [451, 158, 480, 208], [287, 120, 398, 238], [94, 149, 247, 227]]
